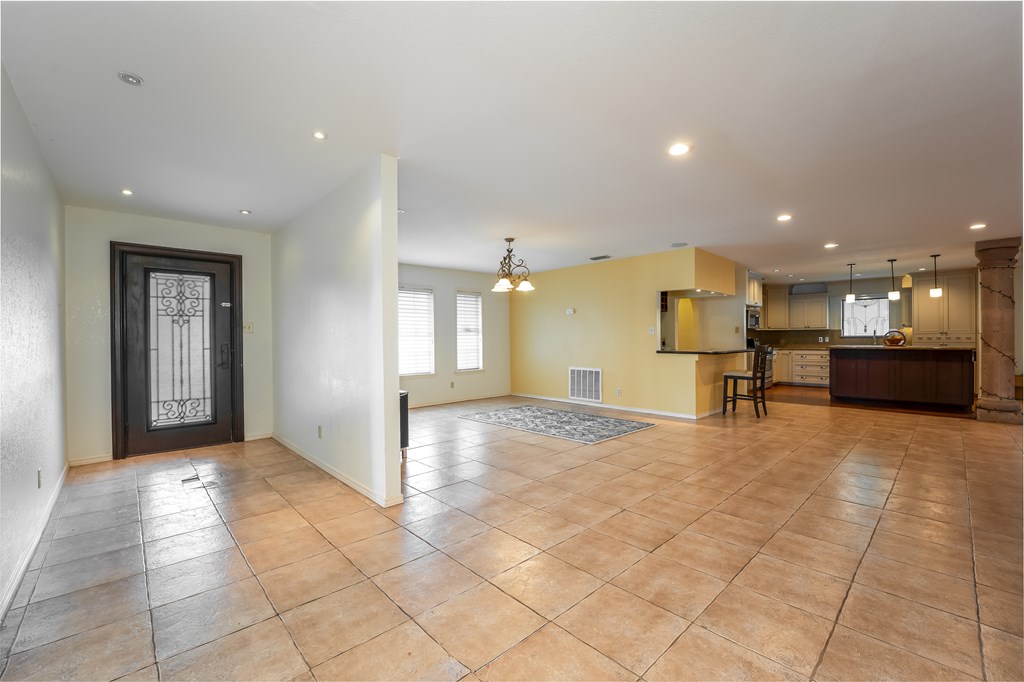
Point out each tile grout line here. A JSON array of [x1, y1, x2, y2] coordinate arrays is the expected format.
[[638, 421, 869, 679], [804, 425, 908, 681], [963, 436, 989, 682]]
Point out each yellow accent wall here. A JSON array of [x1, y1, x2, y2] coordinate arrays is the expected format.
[[510, 248, 745, 418]]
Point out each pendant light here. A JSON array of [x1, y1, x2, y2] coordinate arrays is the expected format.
[[929, 254, 943, 297], [845, 264, 856, 303], [887, 259, 900, 301]]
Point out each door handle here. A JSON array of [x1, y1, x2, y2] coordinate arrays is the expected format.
[[218, 342, 231, 369]]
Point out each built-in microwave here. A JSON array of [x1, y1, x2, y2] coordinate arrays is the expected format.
[[746, 307, 761, 329]]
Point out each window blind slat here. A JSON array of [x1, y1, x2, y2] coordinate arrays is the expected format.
[[398, 288, 434, 375], [456, 291, 482, 371]]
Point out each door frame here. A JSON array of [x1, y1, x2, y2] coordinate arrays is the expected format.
[[110, 242, 245, 459]]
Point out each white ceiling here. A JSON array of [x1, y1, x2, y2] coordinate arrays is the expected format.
[[2, 2, 1020, 284]]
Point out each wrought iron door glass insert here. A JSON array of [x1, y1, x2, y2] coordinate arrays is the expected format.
[[148, 271, 214, 427]]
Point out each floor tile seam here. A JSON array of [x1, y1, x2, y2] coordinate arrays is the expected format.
[[154, 612, 285, 670], [29, 555, 149, 606], [808, 453, 909, 681], [647, 621, 809, 682], [53, 501, 141, 530], [141, 539, 160, 678], [238, 539, 336, 578], [6, 600, 153, 660], [877, 502, 972, 529], [64, 484, 140, 502], [848, 570, 979, 622], [483, 562, 606, 623], [860, 542, 975, 582], [830, 597, 987, 680], [962, 455, 991, 682]]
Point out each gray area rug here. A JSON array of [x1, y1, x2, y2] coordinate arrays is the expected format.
[[460, 405, 655, 444]]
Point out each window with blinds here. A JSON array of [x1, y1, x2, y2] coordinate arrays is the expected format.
[[398, 287, 434, 375], [456, 291, 483, 371]]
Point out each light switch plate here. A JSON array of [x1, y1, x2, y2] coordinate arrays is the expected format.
[[243, 322, 254, 334]]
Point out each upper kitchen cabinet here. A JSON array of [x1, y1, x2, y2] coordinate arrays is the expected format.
[[746, 271, 763, 306], [764, 285, 789, 329], [913, 270, 977, 345], [789, 294, 829, 329]]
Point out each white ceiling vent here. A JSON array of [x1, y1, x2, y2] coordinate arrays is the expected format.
[[569, 367, 602, 402]]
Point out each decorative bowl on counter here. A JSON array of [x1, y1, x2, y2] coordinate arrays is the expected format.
[[882, 330, 907, 346]]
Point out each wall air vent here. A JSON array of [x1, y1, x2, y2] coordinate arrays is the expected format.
[[589, 255, 611, 261], [569, 367, 602, 402]]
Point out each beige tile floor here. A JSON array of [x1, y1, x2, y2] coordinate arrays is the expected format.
[[1, 396, 1022, 681]]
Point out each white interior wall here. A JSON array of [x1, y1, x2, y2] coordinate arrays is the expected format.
[[63, 206, 274, 463], [1, 67, 68, 616], [272, 155, 401, 506], [398, 264, 511, 407]]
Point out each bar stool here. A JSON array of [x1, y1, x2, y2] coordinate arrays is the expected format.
[[722, 344, 768, 418]]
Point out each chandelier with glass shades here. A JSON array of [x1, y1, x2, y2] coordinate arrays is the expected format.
[[491, 237, 535, 292]]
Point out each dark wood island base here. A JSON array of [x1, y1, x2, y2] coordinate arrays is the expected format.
[[830, 346, 975, 411]]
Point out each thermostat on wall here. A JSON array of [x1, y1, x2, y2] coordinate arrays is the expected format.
[[566, 308, 575, 316]]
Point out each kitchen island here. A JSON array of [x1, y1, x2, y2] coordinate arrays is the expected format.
[[829, 346, 974, 409]]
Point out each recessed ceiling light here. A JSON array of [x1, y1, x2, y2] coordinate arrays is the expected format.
[[670, 242, 688, 248], [918, 267, 927, 271], [798, 278, 805, 281], [239, 209, 252, 215], [855, 273, 862, 277], [695, 289, 702, 292], [824, 242, 839, 249], [787, 274, 795, 278], [117, 71, 144, 86], [668, 143, 690, 156], [970, 223, 986, 230], [312, 130, 328, 140], [397, 209, 405, 214], [772, 269, 780, 273], [777, 214, 792, 222], [120, 188, 133, 196]]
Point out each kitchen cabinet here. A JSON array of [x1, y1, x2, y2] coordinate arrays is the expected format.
[[913, 270, 976, 346], [774, 351, 792, 382], [746, 271, 763, 307], [790, 349, 829, 386], [788, 294, 829, 329], [830, 347, 974, 408], [764, 285, 789, 329]]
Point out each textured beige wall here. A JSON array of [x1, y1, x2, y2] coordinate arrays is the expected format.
[[1, 67, 68, 616]]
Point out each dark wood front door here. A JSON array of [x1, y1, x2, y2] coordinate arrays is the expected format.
[[112, 243, 244, 458]]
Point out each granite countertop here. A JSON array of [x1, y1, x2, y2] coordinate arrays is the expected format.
[[657, 349, 749, 355], [828, 345, 974, 351]]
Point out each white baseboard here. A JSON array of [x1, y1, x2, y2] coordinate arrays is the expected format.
[[1, 460, 69, 619], [511, 393, 704, 421], [67, 453, 112, 466], [245, 433, 274, 441], [272, 435, 404, 508], [406, 392, 513, 409]]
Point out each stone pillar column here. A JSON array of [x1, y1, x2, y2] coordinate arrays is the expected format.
[[975, 237, 1022, 423]]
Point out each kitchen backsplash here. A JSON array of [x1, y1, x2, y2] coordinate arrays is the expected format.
[[749, 329, 890, 348]]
